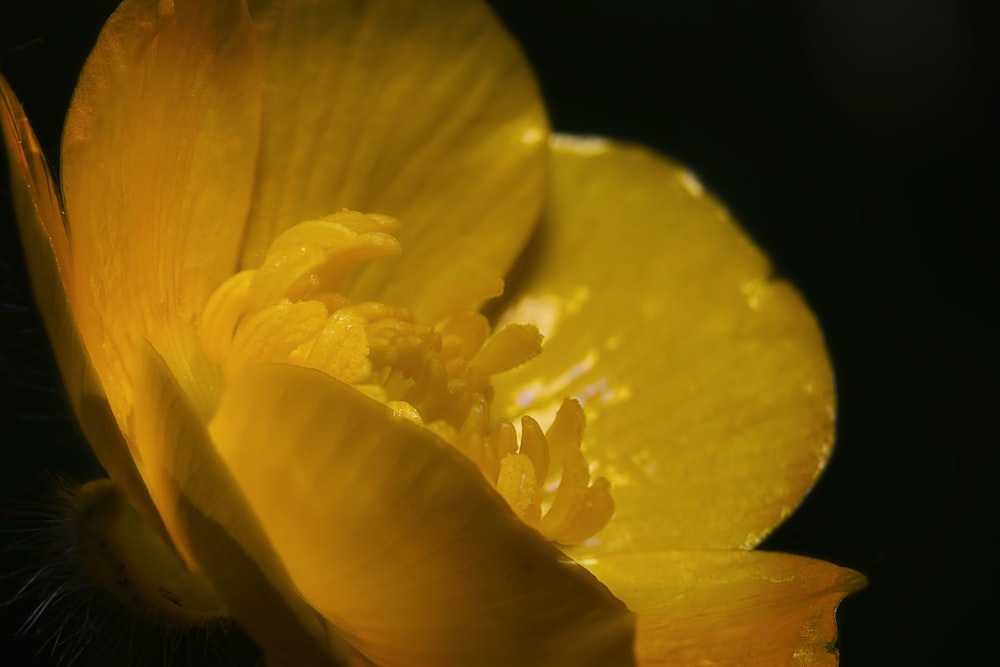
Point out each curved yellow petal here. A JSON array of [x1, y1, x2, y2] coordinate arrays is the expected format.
[[60, 0, 262, 426], [242, 0, 549, 308], [131, 346, 357, 666], [491, 137, 836, 551], [210, 363, 636, 667], [1, 75, 163, 539], [582, 550, 864, 666]]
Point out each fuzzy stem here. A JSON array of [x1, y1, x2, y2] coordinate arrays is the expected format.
[[74, 479, 227, 624]]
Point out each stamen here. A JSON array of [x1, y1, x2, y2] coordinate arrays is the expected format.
[[199, 209, 614, 544], [463, 398, 614, 545], [468, 323, 543, 379], [496, 454, 540, 523], [294, 306, 372, 384], [518, 416, 549, 481]]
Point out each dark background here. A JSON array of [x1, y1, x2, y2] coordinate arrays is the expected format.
[[2, 1, 997, 665]]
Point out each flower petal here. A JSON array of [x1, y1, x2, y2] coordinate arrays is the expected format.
[[60, 0, 262, 424], [209, 363, 636, 667], [582, 550, 864, 666], [491, 137, 836, 551], [132, 346, 358, 666], [242, 0, 549, 307], [1, 76, 163, 539]]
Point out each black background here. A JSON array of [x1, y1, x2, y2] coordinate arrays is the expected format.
[[2, 1, 998, 666]]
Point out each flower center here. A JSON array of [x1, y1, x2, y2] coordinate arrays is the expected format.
[[199, 210, 613, 545]]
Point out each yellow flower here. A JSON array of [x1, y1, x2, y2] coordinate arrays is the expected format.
[[1, 0, 863, 665]]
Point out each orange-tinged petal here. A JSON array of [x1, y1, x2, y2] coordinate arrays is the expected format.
[[60, 0, 262, 426], [131, 346, 356, 666], [582, 550, 865, 666], [0, 75, 163, 539], [242, 0, 549, 308], [492, 136, 836, 551], [210, 363, 636, 667]]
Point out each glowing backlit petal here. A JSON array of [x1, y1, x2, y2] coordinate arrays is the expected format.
[[0, 76, 163, 540], [209, 363, 636, 667], [492, 137, 836, 551], [582, 551, 865, 666], [59, 0, 263, 425], [132, 347, 357, 667], [242, 0, 549, 308]]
